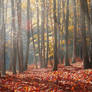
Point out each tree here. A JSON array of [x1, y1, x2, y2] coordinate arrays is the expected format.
[[64, 0, 70, 66], [0, 0, 1, 71], [80, 3, 90, 69], [45, 0, 49, 68], [80, 0, 92, 66], [30, 10, 37, 68], [72, 0, 77, 63], [11, 0, 17, 74], [61, 0, 66, 64], [16, 0, 24, 73], [57, 0, 61, 64], [41, 0, 45, 68], [36, 0, 42, 67], [53, 0, 58, 71], [24, 0, 30, 70], [91, 0, 92, 33], [89, 0, 92, 65], [0, 0, 6, 76]]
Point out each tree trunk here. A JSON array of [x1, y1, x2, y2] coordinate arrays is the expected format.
[[64, 0, 70, 66], [24, 0, 30, 71], [89, 0, 92, 65], [80, 5, 90, 69], [61, 0, 65, 64], [30, 11, 37, 68], [53, 0, 58, 71], [80, 0, 92, 65], [41, 0, 45, 68], [45, 0, 49, 68], [0, 0, 2, 71], [1, 0, 6, 76], [11, 0, 17, 74], [16, 0, 24, 73], [57, 0, 61, 64], [36, 0, 42, 68], [72, 0, 77, 63]]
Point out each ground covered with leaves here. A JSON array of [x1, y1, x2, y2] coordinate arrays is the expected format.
[[0, 59, 92, 92]]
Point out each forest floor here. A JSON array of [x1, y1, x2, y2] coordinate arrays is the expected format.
[[0, 58, 92, 92]]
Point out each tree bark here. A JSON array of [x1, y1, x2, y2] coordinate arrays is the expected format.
[[80, 0, 92, 65], [57, 0, 61, 64], [53, 0, 58, 71], [30, 11, 37, 68], [89, 0, 92, 65], [16, 0, 24, 73], [1, 0, 6, 76], [24, 0, 30, 70], [45, 0, 49, 68], [41, 0, 45, 68], [11, 0, 17, 74], [72, 0, 77, 63], [36, 0, 42, 68], [80, 5, 90, 69], [0, 0, 2, 71], [64, 0, 70, 66], [61, 0, 65, 64]]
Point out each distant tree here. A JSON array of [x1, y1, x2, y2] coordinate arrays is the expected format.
[[0, 0, 6, 76], [64, 0, 70, 66], [57, 0, 61, 64], [36, 0, 42, 67], [72, 0, 77, 63], [16, 0, 24, 73], [61, 0, 66, 64], [41, 0, 45, 68], [53, 0, 58, 71], [24, 0, 30, 70], [30, 10, 37, 68], [45, 0, 49, 68], [0, 0, 1, 71], [11, 0, 17, 74], [48, 0, 54, 66], [91, 0, 92, 31], [90, 0, 92, 66]]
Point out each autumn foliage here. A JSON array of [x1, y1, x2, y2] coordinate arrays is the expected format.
[[0, 59, 92, 92]]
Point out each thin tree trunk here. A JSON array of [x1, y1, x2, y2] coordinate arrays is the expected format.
[[64, 0, 70, 66], [48, 0, 54, 66], [1, 0, 6, 76], [36, 0, 42, 67], [53, 0, 58, 71], [11, 0, 17, 74], [16, 0, 23, 73], [90, 0, 92, 34], [0, 0, 2, 71], [45, 0, 49, 68], [89, 0, 92, 65], [24, 0, 30, 70], [57, 0, 61, 64], [61, 0, 65, 64], [41, 0, 45, 68], [30, 11, 37, 68], [72, 0, 77, 63]]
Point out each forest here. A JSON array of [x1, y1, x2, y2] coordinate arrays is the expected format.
[[0, 0, 92, 92]]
